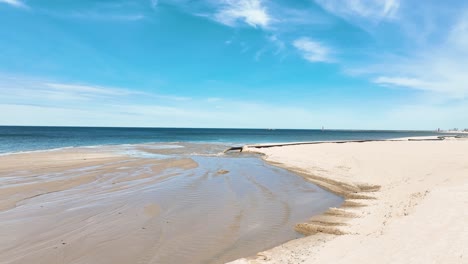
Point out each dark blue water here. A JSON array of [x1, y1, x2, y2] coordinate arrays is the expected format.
[[0, 126, 444, 154]]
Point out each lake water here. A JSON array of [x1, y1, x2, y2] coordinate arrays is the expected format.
[[0, 126, 444, 154]]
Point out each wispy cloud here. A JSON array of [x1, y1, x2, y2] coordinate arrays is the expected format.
[[171, 0, 331, 31], [372, 76, 451, 96], [293, 37, 333, 63], [373, 77, 433, 91], [268, 34, 285, 55], [44, 83, 135, 97], [213, 0, 271, 28], [371, 58, 468, 98], [367, 10, 468, 98], [0, 74, 326, 128], [0, 75, 190, 102], [2, 74, 464, 129], [315, 0, 399, 25], [0, 0, 28, 9]]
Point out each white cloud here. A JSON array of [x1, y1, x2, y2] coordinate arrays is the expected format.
[[0, 76, 190, 102], [213, 0, 271, 28], [372, 57, 468, 98], [315, 0, 399, 23], [293, 37, 332, 63], [44, 83, 135, 97], [0, 75, 320, 128], [273, 6, 332, 26], [0, 0, 27, 8], [373, 77, 436, 91], [367, 11, 468, 98], [173, 0, 332, 31], [2, 74, 466, 129], [0, 102, 313, 128], [0, 74, 369, 129]]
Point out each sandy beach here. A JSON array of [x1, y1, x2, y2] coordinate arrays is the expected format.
[[1, 137, 467, 264], [231, 137, 468, 263]]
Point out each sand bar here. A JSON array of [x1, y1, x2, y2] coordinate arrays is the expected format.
[[231, 137, 468, 263]]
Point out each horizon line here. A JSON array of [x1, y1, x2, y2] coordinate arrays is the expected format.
[[0, 124, 442, 132]]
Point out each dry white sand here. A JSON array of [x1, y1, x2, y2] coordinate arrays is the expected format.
[[231, 138, 468, 264]]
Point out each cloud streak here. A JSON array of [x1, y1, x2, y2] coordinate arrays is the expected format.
[[1, 73, 465, 129], [0, 75, 317, 128], [0, 0, 27, 9], [0, 74, 365, 129], [368, 10, 468, 98], [315, 0, 399, 22], [0, 76, 191, 102], [212, 0, 271, 28], [293, 37, 333, 63]]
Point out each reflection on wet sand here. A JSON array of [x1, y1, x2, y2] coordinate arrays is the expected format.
[[0, 144, 342, 264]]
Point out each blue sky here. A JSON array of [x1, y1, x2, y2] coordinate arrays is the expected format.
[[0, 0, 467, 129]]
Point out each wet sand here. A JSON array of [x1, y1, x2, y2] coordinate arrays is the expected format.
[[232, 137, 468, 263], [0, 144, 342, 264]]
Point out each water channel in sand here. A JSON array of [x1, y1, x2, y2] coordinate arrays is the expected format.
[[0, 143, 343, 264]]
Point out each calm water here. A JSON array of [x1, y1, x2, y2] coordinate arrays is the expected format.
[[0, 145, 343, 264], [0, 126, 444, 154]]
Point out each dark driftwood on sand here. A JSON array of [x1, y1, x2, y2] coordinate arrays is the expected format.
[[224, 136, 453, 153]]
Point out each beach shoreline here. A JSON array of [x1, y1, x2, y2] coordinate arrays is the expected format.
[[230, 137, 468, 263], [1, 137, 467, 263]]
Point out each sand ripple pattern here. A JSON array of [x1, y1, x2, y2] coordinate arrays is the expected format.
[[0, 146, 342, 264]]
